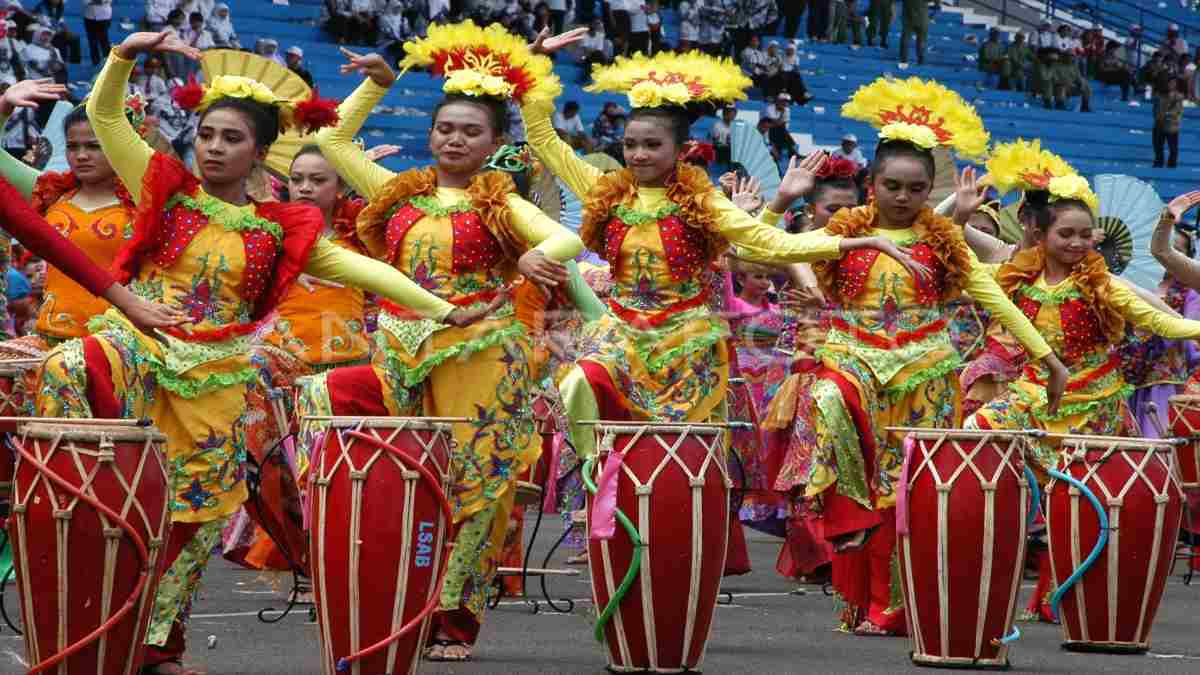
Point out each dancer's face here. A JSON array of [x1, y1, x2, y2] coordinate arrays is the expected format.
[[288, 152, 342, 215], [871, 156, 932, 227], [810, 187, 858, 230], [1041, 207, 1094, 268], [429, 102, 502, 177], [65, 122, 116, 186], [623, 118, 679, 187], [194, 108, 264, 186], [740, 271, 772, 297]]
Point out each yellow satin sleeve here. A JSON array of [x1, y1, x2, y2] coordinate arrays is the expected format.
[[520, 101, 603, 199], [314, 77, 397, 200], [710, 193, 842, 263], [303, 238, 455, 321], [1109, 277, 1200, 338], [963, 249, 1052, 360], [505, 195, 584, 260], [85, 51, 153, 204]]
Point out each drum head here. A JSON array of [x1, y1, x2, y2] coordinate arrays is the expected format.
[[304, 415, 458, 434], [0, 358, 43, 376], [19, 422, 167, 443]]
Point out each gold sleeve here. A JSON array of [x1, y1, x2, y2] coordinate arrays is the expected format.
[[963, 249, 1052, 359], [709, 192, 842, 263], [314, 78, 396, 200], [505, 195, 585, 261], [85, 51, 153, 203], [1109, 277, 1200, 338], [520, 102, 603, 199], [303, 238, 455, 321]]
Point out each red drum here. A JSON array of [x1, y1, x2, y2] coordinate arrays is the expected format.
[[308, 417, 453, 675], [0, 358, 43, 517], [894, 429, 1031, 668], [585, 422, 730, 673], [8, 421, 170, 674], [243, 385, 309, 573], [1167, 395, 1200, 490], [515, 390, 558, 506], [1046, 435, 1183, 653]]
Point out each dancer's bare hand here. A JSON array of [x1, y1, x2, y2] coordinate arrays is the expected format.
[[953, 166, 989, 225], [0, 78, 67, 117], [103, 284, 189, 336], [365, 143, 402, 161], [730, 175, 764, 213], [1166, 190, 1200, 224], [339, 48, 396, 87], [1043, 353, 1068, 416], [518, 250, 568, 294], [118, 31, 200, 61], [530, 27, 590, 55], [443, 288, 512, 327], [873, 236, 933, 285], [780, 284, 826, 309], [776, 152, 827, 207], [296, 273, 344, 293]]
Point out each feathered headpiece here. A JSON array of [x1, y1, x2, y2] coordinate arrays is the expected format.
[[586, 51, 752, 109], [985, 138, 1098, 213], [399, 21, 561, 107], [841, 77, 989, 159]]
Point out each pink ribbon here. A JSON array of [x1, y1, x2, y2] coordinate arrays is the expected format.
[[541, 433, 564, 514], [589, 448, 627, 540], [896, 435, 917, 536]]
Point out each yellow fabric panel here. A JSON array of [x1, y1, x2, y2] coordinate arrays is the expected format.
[[304, 237, 455, 321], [521, 101, 604, 200], [37, 200, 130, 338], [314, 77, 397, 200]]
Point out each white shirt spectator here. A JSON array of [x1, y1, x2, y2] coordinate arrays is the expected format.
[[179, 0, 215, 18], [678, 2, 700, 43], [145, 0, 175, 24], [20, 36, 61, 80], [378, 3, 410, 42], [698, 0, 728, 47], [84, 0, 113, 21], [832, 146, 868, 169], [207, 3, 239, 49], [581, 29, 608, 53], [180, 24, 213, 51], [629, 4, 648, 33], [553, 110, 586, 136], [740, 45, 767, 76], [2, 107, 38, 152], [1033, 29, 1056, 50], [140, 72, 171, 109], [762, 101, 790, 126], [709, 118, 731, 147], [428, 0, 449, 19]]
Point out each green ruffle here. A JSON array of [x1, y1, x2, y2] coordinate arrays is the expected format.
[[606, 308, 728, 373], [408, 194, 473, 218], [166, 193, 283, 244], [381, 321, 528, 388], [1018, 282, 1082, 306], [881, 351, 964, 399], [148, 363, 260, 399], [614, 203, 679, 227], [1013, 382, 1136, 422]]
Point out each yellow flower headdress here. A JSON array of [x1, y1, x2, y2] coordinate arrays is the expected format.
[[176, 49, 340, 135], [841, 77, 989, 159], [586, 51, 752, 109], [399, 21, 561, 107], [986, 139, 1098, 213]]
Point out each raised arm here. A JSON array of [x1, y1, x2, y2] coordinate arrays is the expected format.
[[303, 238, 456, 321], [314, 51, 399, 200], [506, 195, 585, 261], [520, 100, 603, 200], [1152, 194, 1200, 290], [1109, 275, 1200, 338], [0, 79, 70, 198]]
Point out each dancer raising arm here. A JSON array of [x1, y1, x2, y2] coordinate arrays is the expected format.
[[38, 32, 497, 675], [300, 23, 584, 663]]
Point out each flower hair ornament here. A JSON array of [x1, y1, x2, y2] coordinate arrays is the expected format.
[[586, 51, 752, 110], [841, 76, 989, 159], [986, 139, 1097, 213], [171, 49, 340, 135], [398, 21, 561, 107], [815, 155, 859, 180]]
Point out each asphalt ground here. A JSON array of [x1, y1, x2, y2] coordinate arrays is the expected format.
[[2, 518, 1199, 675]]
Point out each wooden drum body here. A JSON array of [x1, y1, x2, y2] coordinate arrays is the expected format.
[[585, 423, 731, 673], [895, 429, 1031, 668], [308, 417, 453, 675], [1167, 395, 1200, 490], [243, 385, 308, 574], [0, 358, 44, 517], [1046, 436, 1183, 653], [8, 421, 170, 675]]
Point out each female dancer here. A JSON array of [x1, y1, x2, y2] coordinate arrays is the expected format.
[[521, 44, 923, 462], [300, 23, 585, 662], [0, 79, 145, 362], [37, 32, 496, 675], [794, 77, 1068, 637]]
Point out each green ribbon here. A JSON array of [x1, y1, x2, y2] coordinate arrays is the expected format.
[[581, 455, 645, 645]]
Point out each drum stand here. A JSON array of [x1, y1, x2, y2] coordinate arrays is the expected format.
[[1175, 491, 1198, 586]]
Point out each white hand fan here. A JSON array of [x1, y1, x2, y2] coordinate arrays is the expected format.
[[731, 119, 780, 201], [1092, 174, 1164, 290]]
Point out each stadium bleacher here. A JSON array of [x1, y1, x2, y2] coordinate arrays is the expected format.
[[43, 0, 1200, 200]]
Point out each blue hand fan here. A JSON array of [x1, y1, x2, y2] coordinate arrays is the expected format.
[[731, 119, 781, 201], [1093, 174, 1164, 290]]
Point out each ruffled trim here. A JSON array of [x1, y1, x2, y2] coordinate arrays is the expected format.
[[252, 200, 325, 323], [1012, 381, 1135, 422], [331, 196, 367, 252], [813, 204, 970, 302], [148, 362, 260, 399], [381, 321, 528, 387], [622, 310, 729, 372], [580, 162, 725, 265], [30, 171, 137, 216], [997, 247, 1124, 344], [881, 352, 963, 399], [354, 167, 525, 261], [165, 192, 284, 243]]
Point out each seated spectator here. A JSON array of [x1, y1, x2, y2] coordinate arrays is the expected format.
[[162, 9, 191, 77], [144, 0, 174, 31], [32, 0, 79, 64], [678, 1, 700, 52], [760, 92, 797, 160], [180, 11, 213, 53], [377, 2, 412, 64], [591, 101, 625, 159], [831, 133, 867, 171], [285, 46, 313, 87], [255, 38, 287, 67], [1096, 40, 1133, 102], [709, 105, 735, 168], [978, 28, 1004, 88], [21, 24, 65, 85], [579, 19, 611, 67], [1166, 24, 1189, 57], [697, 0, 728, 57], [207, 3, 239, 49], [762, 41, 784, 97], [1001, 32, 1033, 91], [740, 35, 768, 92], [1, 93, 38, 164], [326, 0, 377, 45], [0, 22, 22, 86], [1039, 47, 1091, 112], [779, 43, 812, 104], [554, 101, 592, 151], [137, 55, 171, 108], [1032, 20, 1055, 51]]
